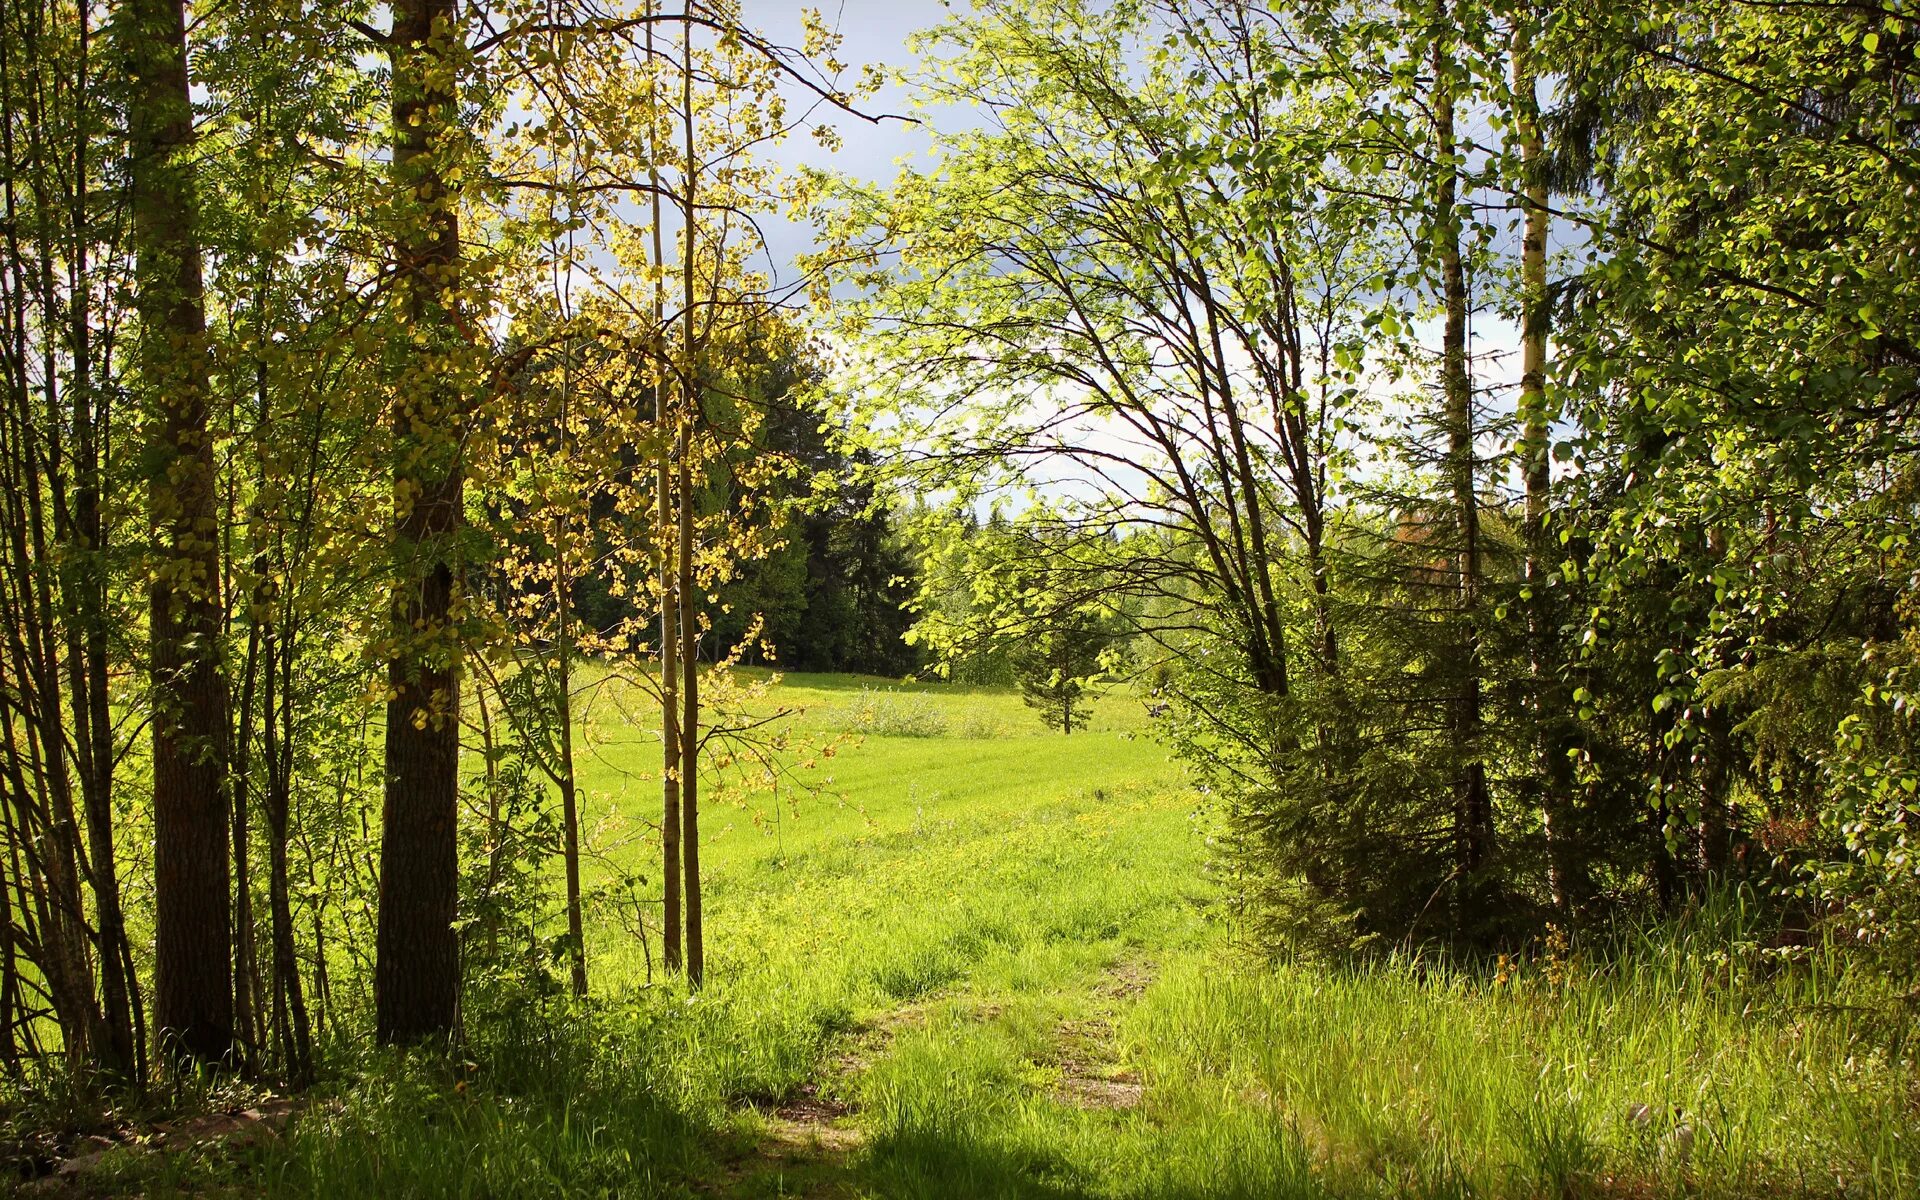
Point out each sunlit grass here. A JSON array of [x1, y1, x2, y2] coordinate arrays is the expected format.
[[83, 674, 1919, 1198]]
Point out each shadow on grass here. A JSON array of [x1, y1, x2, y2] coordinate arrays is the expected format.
[[710, 1125, 1088, 1200], [746, 670, 1023, 698], [709, 1122, 1337, 1200]]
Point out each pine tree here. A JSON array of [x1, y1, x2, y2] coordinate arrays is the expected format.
[[1011, 608, 1115, 736]]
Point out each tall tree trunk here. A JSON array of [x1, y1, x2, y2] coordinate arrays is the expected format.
[[126, 0, 234, 1066], [376, 0, 465, 1044], [554, 375, 587, 999], [649, 5, 682, 976], [1511, 14, 1572, 913], [1435, 20, 1492, 905], [678, 14, 703, 987]]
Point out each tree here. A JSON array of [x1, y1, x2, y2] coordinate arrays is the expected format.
[[0, 0, 140, 1078], [0, 0, 874, 1083], [1506, 0, 1575, 912], [710, 350, 920, 677], [827, 0, 1390, 940], [457, 0, 877, 992], [374, 0, 471, 1045], [1432, 0, 1493, 896], [1552, 0, 1920, 945], [648, 3, 682, 980], [125, 0, 235, 1067], [1011, 606, 1116, 735]]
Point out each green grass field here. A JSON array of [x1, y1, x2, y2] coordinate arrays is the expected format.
[[78, 675, 1919, 1198]]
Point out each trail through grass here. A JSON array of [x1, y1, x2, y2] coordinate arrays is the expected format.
[[53, 675, 1919, 1198]]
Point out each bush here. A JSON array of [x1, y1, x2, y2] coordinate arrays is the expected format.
[[833, 687, 951, 737]]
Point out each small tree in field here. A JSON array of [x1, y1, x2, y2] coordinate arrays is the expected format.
[[1012, 608, 1117, 735]]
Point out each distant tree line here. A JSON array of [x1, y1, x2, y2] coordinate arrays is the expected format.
[[561, 336, 922, 680]]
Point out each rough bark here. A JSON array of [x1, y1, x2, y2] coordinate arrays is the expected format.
[[127, 0, 234, 1067], [375, 0, 465, 1044]]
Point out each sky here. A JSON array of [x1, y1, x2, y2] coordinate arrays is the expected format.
[[738, 0, 963, 279], [731, 0, 1544, 504], [747, 0, 955, 166]]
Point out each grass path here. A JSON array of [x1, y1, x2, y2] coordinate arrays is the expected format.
[[713, 956, 1180, 1200], [45, 676, 1917, 1197], [626, 677, 1919, 1200], [564, 674, 1223, 1198]]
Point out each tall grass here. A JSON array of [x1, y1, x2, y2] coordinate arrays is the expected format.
[[850, 898, 1916, 1199], [1126, 891, 1919, 1198], [43, 680, 1919, 1198]]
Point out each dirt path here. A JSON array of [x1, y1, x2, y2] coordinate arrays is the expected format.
[[15, 1097, 302, 1197], [708, 960, 1156, 1199]]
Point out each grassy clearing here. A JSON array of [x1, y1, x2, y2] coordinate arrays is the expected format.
[[48, 675, 1919, 1198]]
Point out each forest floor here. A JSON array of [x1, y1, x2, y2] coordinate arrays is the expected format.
[[19, 675, 1918, 1198]]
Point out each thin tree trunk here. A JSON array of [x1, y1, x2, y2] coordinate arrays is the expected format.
[[475, 673, 506, 962], [0, 840, 18, 1078], [1511, 15, 1571, 913], [376, 0, 465, 1045], [678, 13, 703, 988], [648, 5, 682, 976], [1694, 525, 1737, 882], [679, 427, 701, 986], [265, 622, 311, 1083], [126, 0, 234, 1066], [232, 620, 261, 1074], [0, 410, 95, 1068], [0, 771, 43, 1067], [556, 644, 587, 998], [554, 357, 587, 999], [1435, 19, 1492, 904], [248, 341, 310, 1082]]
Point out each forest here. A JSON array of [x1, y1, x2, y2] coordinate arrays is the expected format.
[[0, 0, 1914, 1195]]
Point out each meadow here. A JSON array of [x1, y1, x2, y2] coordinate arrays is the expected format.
[[65, 676, 1920, 1198]]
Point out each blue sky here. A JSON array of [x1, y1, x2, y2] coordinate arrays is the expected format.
[[743, 0, 963, 278], [735, 0, 1537, 496]]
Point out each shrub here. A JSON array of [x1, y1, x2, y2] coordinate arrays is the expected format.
[[834, 687, 950, 737]]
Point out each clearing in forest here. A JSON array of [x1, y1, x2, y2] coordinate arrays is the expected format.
[[49, 677, 1918, 1198]]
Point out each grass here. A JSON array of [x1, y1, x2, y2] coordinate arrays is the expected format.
[[38, 674, 1920, 1198]]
